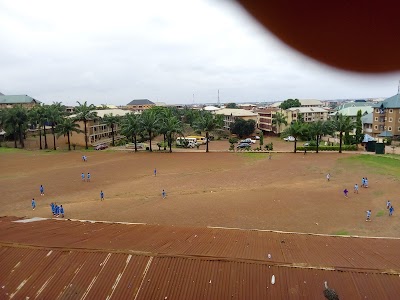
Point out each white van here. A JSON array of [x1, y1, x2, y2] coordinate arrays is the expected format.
[[176, 137, 197, 148]]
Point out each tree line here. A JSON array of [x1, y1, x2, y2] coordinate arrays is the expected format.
[[0, 103, 225, 153], [273, 110, 364, 153]]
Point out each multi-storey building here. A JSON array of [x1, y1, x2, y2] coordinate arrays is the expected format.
[[371, 94, 400, 138], [68, 109, 131, 146], [256, 108, 278, 134]]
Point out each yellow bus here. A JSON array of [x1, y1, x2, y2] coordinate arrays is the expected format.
[[187, 136, 207, 145]]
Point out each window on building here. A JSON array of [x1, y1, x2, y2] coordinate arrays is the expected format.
[[374, 125, 378, 130], [374, 117, 378, 121], [389, 109, 393, 113], [388, 126, 392, 131], [389, 117, 393, 122]]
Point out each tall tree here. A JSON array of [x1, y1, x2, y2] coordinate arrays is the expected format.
[[140, 109, 159, 152], [272, 112, 288, 135], [28, 106, 44, 150], [47, 103, 65, 150], [334, 114, 354, 153], [230, 118, 256, 138], [163, 115, 183, 152], [74, 101, 97, 149], [3, 105, 28, 148], [355, 109, 364, 145], [56, 118, 82, 150], [279, 99, 301, 110], [103, 113, 121, 146], [194, 112, 223, 152], [284, 121, 305, 153], [226, 103, 237, 109], [121, 113, 142, 152]]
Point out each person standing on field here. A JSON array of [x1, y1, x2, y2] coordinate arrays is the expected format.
[[162, 189, 166, 199], [31, 198, 36, 210], [40, 185, 44, 196], [354, 184, 359, 194], [100, 190, 104, 201], [389, 206, 394, 216], [81, 173, 85, 182], [366, 210, 372, 221], [87, 173, 91, 182], [326, 173, 330, 181], [154, 168, 157, 176]]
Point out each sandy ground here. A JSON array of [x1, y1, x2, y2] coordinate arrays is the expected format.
[[1, 146, 399, 238]]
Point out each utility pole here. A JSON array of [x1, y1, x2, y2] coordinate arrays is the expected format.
[[217, 89, 220, 107]]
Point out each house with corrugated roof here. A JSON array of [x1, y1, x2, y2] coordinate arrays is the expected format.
[[329, 101, 373, 122], [126, 99, 155, 113], [0, 94, 41, 109], [371, 94, 400, 138], [214, 108, 257, 130]]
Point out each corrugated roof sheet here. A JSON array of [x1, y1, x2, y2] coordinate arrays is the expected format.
[[372, 94, 400, 108], [1, 218, 400, 299], [126, 99, 155, 105], [0, 95, 39, 104]]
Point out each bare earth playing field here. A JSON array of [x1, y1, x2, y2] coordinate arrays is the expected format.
[[1, 149, 399, 237]]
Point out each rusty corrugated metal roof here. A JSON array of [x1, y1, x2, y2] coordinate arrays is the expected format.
[[1, 218, 399, 273], [1, 217, 400, 299], [1, 246, 400, 299]]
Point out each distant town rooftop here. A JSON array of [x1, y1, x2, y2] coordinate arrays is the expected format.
[[126, 99, 155, 106]]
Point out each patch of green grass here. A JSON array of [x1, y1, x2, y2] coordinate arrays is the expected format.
[[332, 229, 350, 236], [376, 210, 385, 217], [237, 152, 267, 161], [340, 155, 400, 179], [0, 147, 24, 153]]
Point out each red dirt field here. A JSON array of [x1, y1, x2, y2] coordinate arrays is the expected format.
[[1, 149, 399, 237]]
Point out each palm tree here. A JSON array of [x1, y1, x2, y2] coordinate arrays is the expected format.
[[2, 105, 28, 148], [334, 114, 354, 153], [272, 112, 288, 135], [284, 121, 305, 153], [47, 103, 65, 150], [103, 113, 121, 146], [163, 116, 183, 152], [308, 120, 324, 153], [74, 101, 97, 149], [121, 113, 142, 152], [194, 112, 223, 152], [28, 106, 44, 150], [56, 118, 82, 150], [140, 109, 159, 152]]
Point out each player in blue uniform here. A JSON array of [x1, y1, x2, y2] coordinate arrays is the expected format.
[[366, 210, 371, 221], [162, 189, 166, 199], [40, 185, 44, 196], [100, 190, 104, 201], [389, 206, 394, 216], [50, 202, 55, 216], [31, 198, 36, 210], [60, 205, 64, 218], [87, 173, 91, 182]]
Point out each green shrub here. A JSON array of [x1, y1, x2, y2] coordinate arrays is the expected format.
[[296, 145, 358, 151], [229, 137, 238, 144]]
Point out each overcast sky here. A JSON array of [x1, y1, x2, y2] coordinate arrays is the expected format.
[[1, 0, 400, 106]]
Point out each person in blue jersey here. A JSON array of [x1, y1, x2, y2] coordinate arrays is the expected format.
[[100, 190, 104, 201], [31, 198, 36, 210], [40, 185, 44, 196], [60, 205, 64, 218]]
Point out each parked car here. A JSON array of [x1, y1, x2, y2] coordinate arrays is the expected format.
[[252, 135, 260, 140], [237, 142, 251, 149], [95, 144, 108, 150], [240, 138, 256, 144], [284, 136, 295, 142], [303, 142, 310, 147]]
